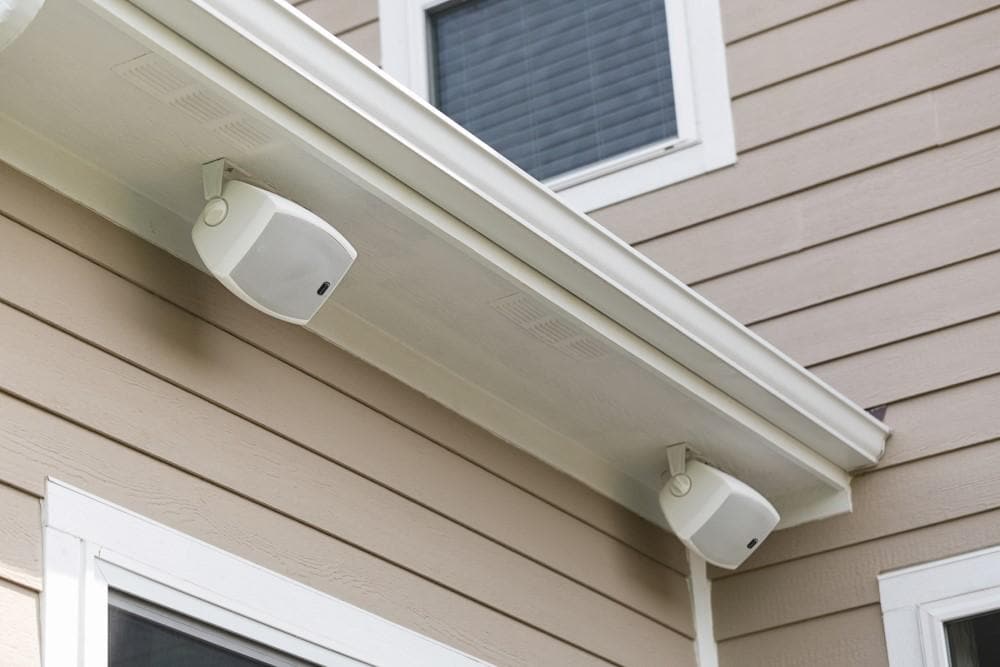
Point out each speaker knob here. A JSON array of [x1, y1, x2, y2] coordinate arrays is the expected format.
[[202, 197, 228, 226], [667, 473, 692, 497]]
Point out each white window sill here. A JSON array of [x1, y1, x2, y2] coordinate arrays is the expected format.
[[551, 135, 735, 212]]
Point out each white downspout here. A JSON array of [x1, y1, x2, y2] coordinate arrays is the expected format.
[[689, 551, 720, 667], [0, 0, 44, 53]]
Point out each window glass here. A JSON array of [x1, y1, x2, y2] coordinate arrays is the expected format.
[[429, 0, 676, 181], [947, 609, 1000, 667], [109, 597, 315, 667]]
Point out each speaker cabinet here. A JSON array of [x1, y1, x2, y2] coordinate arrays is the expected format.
[[193, 181, 356, 324]]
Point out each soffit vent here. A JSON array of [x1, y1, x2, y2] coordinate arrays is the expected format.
[[492, 293, 607, 361], [112, 53, 274, 153]]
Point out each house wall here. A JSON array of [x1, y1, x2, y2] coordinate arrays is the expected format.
[[589, 2, 1000, 665], [295, 0, 380, 65], [301, 0, 1000, 663], [0, 157, 696, 667]]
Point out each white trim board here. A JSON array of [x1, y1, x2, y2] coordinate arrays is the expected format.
[[41, 479, 484, 666], [378, 0, 737, 212], [878, 544, 1000, 667]]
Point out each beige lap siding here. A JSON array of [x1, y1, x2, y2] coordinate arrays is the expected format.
[[0, 161, 695, 665], [724, 0, 1000, 97], [694, 192, 1000, 326], [0, 393, 600, 666], [0, 482, 42, 667], [295, 0, 380, 65], [0, 579, 41, 667], [720, 0, 848, 44], [595, 48, 1000, 245], [294, 0, 376, 35], [583, 0, 1000, 664]]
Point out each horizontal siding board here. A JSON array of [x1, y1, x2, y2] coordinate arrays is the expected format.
[[338, 20, 380, 66], [594, 91, 940, 243], [726, 0, 1000, 97], [295, 0, 377, 35], [732, 9, 1000, 150], [0, 484, 40, 592], [695, 191, 1000, 325], [878, 375, 1000, 469], [0, 579, 40, 667], [0, 214, 691, 635], [0, 163, 687, 575], [717, 605, 886, 667], [734, 438, 1000, 571], [714, 506, 1000, 638], [0, 394, 610, 666], [720, 0, 846, 44], [752, 251, 1000, 367], [935, 65, 1000, 144], [812, 311, 1000, 407], [600, 59, 1000, 246], [636, 126, 1000, 284], [0, 303, 691, 664]]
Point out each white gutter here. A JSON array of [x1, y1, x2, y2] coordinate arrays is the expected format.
[[120, 0, 888, 471], [0, 0, 44, 52]]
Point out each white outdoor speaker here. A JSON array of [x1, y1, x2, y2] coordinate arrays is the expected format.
[[659, 459, 780, 569], [192, 180, 356, 325]]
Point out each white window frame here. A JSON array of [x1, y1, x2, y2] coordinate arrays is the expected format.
[[378, 0, 736, 212], [41, 479, 483, 666], [878, 544, 1000, 667]]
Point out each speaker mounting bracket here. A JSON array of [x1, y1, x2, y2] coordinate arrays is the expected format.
[[201, 158, 270, 200], [666, 443, 689, 478]]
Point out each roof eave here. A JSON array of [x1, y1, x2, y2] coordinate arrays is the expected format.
[[132, 0, 887, 466], [1, 0, 889, 526]]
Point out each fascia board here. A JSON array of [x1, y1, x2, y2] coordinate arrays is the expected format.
[[110, 0, 887, 470]]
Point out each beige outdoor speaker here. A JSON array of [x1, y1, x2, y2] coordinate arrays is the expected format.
[[192, 180, 356, 325], [659, 458, 780, 569]]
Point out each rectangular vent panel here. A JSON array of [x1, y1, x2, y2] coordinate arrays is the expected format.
[[492, 293, 608, 361], [171, 90, 234, 124], [113, 53, 275, 154], [112, 54, 194, 97], [215, 120, 274, 153]]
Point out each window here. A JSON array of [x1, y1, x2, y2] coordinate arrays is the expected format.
[[108, 594, 314, 667], [379, 0, 735, 212], [946, 610, 1000, 667], [879, 545, 1000, 667], [42, 479, 481, 666]]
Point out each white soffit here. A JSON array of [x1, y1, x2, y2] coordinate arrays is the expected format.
[[0, 0, 889, 528]]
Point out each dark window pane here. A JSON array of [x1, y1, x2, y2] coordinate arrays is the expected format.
[[109, 606, 281, 667], [946, 608, 1000, 667], [430, 0, 677, 181]]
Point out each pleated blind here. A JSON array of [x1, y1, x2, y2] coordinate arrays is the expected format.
[[430, 0, 677, 182]]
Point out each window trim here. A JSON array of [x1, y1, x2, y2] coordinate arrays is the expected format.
[[878, 544, 1000, 667], [41, 478, 483, 666], [378, 0, 735, 212]]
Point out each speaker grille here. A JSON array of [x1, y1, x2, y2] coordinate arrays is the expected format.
[[690, 493, 776, 568], [230, 213, 353, 322]]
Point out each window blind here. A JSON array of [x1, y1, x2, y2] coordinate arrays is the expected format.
[[430, 0, 677, 182]]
